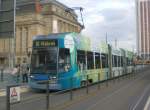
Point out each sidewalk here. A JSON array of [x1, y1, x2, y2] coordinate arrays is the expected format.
[[0, 68, 29, 91]]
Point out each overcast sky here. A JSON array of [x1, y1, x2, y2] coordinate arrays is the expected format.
[[58, 0, 136, 51]]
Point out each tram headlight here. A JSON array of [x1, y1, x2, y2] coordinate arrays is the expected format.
[[49, 76, 57, 83], [30, 75, 34, 78], [52, 76, 56, 79]]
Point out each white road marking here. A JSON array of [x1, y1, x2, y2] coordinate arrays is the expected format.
[[144, 96, 150, 110], [132, 85, 150, 110]]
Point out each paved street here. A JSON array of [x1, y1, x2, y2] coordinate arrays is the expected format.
[[0, 68, 150, 110], [56, 68, 150, 110]]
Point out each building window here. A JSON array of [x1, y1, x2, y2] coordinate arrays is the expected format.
[[23, 57, 27, 63], [17, 57, 21, 64]]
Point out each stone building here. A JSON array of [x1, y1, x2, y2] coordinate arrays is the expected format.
[[0, 0, 82, 66]]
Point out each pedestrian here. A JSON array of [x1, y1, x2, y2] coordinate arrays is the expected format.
[[21, 61, 29, 83], [11, 65, 19, 84], [17, 64, 21, 83]]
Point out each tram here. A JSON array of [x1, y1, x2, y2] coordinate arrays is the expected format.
[[29, 32, 135, 90]]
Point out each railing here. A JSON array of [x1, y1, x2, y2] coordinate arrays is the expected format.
[[1, 65, 149, 110]]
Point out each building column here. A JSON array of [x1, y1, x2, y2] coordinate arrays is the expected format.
[[52, 19, 58, 33]]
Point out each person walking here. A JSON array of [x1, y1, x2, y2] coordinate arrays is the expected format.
[[11, 65, 19, 84], [21, 62, 29, 83], [17, 64, 21, 83]]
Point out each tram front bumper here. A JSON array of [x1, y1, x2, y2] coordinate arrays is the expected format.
[[29, 80, 62, 90]]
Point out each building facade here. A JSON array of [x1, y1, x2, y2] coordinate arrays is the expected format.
[[137, 0, 150, 60], [0, 0, 82, 66]]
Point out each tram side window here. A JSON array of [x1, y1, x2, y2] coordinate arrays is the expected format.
[[112, 55, 118, 67], [127, 58, 132, 66], [121, 56, 123, 67], [95, 53, 101, 69], [87, 52, 94, 69], [101, 53, 108, 68], [118, 56, 121, 67], [112, 55, 115, 67], [130, 59, 133, 66], [59, 48, 71, 72], [129, 59, 132, 66], [77, 50, 86, 70], [127, 58, 129, 66], [115, 56, 118, 67]]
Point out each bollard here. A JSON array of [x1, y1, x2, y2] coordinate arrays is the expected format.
[[6, 86, 10, 110], [97, 73, 100, 90], [46, 80, 50, 110], [106, 72, 108, 87], [70, 77, 73, 100], [118, 71, 120, 82], [133, 69, 136, 79], [135, 67, 137, 75], [130, 72, 132, 78], [113, 71, 115, 83], [122, 70, 125, 80], [86, 75, 89, 94], [1, 69, 4, 82], [126, 72, 128, 79], [130, 71, 132, 79]]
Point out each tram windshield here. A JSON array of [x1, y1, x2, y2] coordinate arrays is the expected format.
[[31, 48, 57, 74]]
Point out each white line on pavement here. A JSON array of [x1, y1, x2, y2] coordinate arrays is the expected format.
[[132, 85, 150, 110], [144, 96, 150, 110]]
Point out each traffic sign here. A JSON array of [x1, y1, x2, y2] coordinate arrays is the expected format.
[[0, 0, 15, 38], [9, 86, 20, 104]]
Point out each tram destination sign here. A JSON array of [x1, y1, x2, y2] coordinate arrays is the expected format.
[[33, 40, 58, 47]]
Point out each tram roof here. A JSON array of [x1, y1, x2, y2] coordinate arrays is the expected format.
[[33, 32, 76, 40], [33, 33, 134, 57]]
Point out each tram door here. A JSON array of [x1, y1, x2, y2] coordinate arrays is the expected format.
[[121, 49, 127, 75], [77, 50, 87, 76]]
